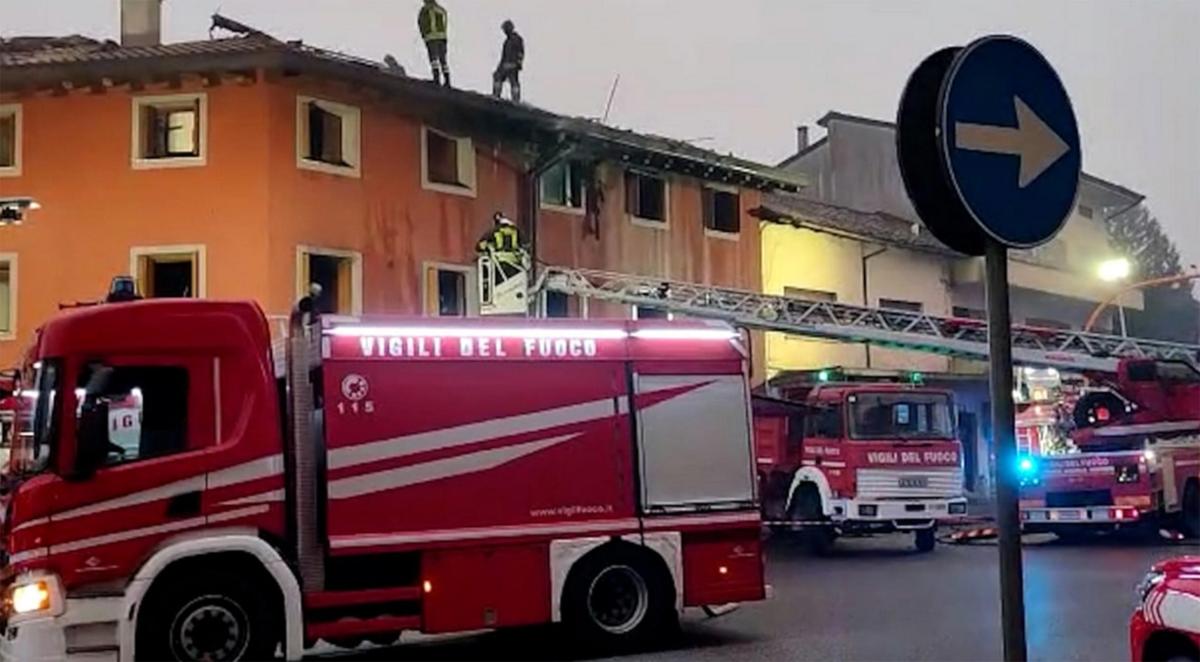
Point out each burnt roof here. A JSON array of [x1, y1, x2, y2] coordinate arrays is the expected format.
[[0, 20, 801, 192], [753, 192, 962, 256]]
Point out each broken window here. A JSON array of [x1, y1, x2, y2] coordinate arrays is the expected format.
[[625, 171, 667, 222], [136, 251, 199, 298], [297, 96, 360, 175], [702, 187, 740, 233], [423, 127, 475, 190], [425, 267, 467, 316], [300, 251, 357, 315], [0, 107, 17, 170], [135, 95, 202, 160], [541, 162, 584, 209]]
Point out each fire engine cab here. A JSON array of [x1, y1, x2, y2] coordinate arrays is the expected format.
[[1131, 556, 1200, 662], [1, 299, 765, 661], [754, 382, 967, 553], [1019, 359, 1200, 539]]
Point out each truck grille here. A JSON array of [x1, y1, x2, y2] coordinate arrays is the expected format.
[[856, 468, 963, 499], [1046, 490, 1112, 508]]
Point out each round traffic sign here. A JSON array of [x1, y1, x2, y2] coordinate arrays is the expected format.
[[939, 35, 1081, 248]]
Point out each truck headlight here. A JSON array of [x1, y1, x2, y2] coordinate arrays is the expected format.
[[11, 580, 51, 615]]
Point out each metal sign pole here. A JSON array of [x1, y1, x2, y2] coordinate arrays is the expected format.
[[984, 238, 1028, 662]]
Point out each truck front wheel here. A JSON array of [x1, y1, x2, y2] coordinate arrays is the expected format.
[[136, 571, 278, 661], [562, 545, 676, 650], [914, 527, 937, 553]]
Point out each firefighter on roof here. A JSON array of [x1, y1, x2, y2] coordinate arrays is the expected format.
[[418, 0, 450, 87], [492, 19, 524, 102]]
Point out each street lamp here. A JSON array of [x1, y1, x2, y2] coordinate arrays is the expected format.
[[1097, 257, 1132, 283], [1096, 257, 1132, 336]]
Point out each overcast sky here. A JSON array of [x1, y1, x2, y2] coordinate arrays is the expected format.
[[5, 1, 1198, 268]]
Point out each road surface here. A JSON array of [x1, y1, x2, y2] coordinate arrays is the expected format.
[[316, 532, 1194, 661]]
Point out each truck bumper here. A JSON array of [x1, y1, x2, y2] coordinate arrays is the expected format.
[[832, 498, 968, 528], [1021, 506, 1144, 527], [1, 596, 124, 662]]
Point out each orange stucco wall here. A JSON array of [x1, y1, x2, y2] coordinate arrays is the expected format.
[[0, 73, 765, 375], [0, 80, 273, 367]]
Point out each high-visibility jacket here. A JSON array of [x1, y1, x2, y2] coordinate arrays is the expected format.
[[477, 224, 521, 253], [418, 3, 448, 42]]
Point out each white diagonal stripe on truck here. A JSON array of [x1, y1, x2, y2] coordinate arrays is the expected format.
[[329, 433, 581, 499]]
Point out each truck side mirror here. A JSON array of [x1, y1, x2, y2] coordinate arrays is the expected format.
[[69, 366, 114, 481]]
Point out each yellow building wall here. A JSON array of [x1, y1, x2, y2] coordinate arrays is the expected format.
[[761, 222, 952, 379]]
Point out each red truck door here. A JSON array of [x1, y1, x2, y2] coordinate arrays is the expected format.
[[43, 354, 220, 586]]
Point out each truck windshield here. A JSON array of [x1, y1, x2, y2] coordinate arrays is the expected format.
[[11, 360, 59, 476], [848, 392, 955, 440]]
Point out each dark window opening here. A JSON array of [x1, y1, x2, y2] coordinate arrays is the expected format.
[[0, 113, 15, 167], [953, 306, 986, 320], [879, 298, 923, 313], [138, 254, 197, 299], [541, 162, 584, 209], [307, 102, 346, 166], [77, 364, 190, 466], [308, 254, 352, 315], [141, 101, 199, 159], [437, 269, 466, 316], [804, 405, 844, 439], [625, 172, 666, 222], [786, 287, 837, 303], [546, 291, 571, 318], [427, 130, 463, 187], [703, 187, 740, 233], [635, 305, 670, 320]]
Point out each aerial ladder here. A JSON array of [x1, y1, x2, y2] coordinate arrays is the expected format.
[[531, 266, 1200, 373]]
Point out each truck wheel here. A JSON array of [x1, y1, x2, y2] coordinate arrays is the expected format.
[[136, 571, 278, 662], [1182, 480, 1200, 539], [914, 527, 937, 553], [562, 545, 676, 650], [788, 487, 835, 555]]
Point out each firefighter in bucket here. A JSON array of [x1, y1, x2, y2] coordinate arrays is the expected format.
[[476, 211, 530, 315]]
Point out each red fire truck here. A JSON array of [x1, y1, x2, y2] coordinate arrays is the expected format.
[[1131, 556, 1200, 662], [1, 299, 765, 660], [1019, 358, 1200, 539], [753, 383, 967, 553]]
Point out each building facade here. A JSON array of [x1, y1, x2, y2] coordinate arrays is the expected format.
[[757, 112, 1148, 495], [0, 27, 797, 373]]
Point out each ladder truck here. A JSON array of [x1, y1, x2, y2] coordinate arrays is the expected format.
[[530, 267, 1200, 548]]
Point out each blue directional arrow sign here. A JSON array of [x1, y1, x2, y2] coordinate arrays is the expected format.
[[940, 36, 1081, 248]]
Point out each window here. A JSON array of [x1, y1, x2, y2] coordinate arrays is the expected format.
[[0, 104, 22, 176], [76, 364, 190, 466], [848, 392, 955, 440], [702, 186, 740, 234], [634, 305, 672, 320], [296, 96, 361, 177], [297, 247, 362, 316], [424, 266, 470, 316], [804, 404, 844, 439], [0, 254, 14, 338], [545, 291, 586, 318], [540, 161, 584, 211], [132, 94, 206, 167], [132, 246, 205, 299], [879, 298, 924, 313], [17, 359, 59, 475], [422, 126, 476, 195], [1025, 317, 1071, 330], [625, 171, 667, 224], [785, 287, 837, 303], [953, 306, 985, 320]]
